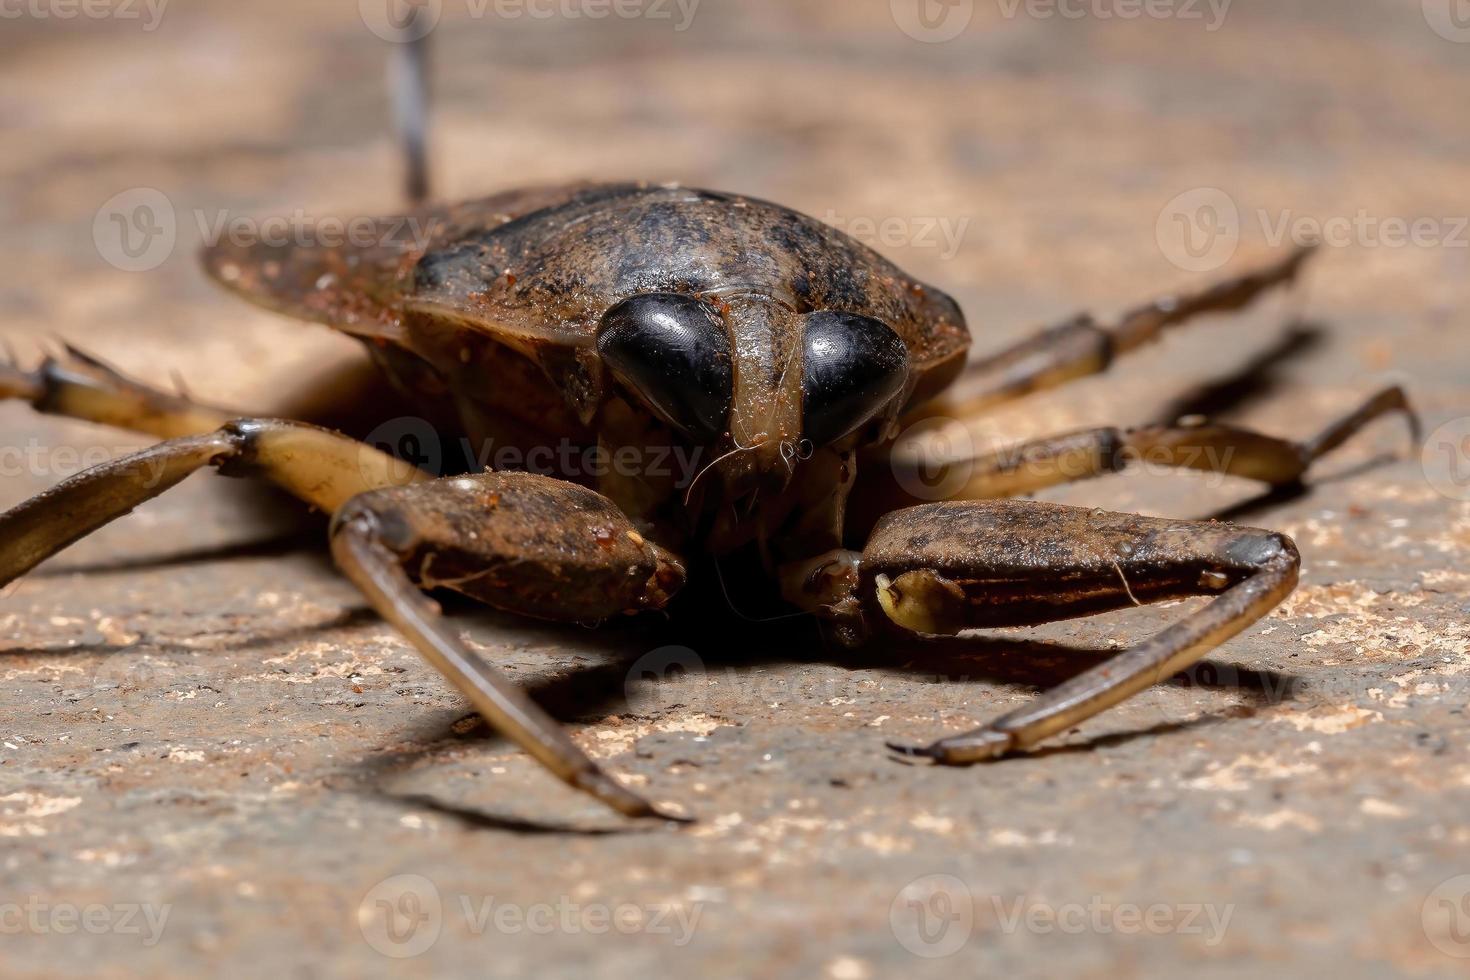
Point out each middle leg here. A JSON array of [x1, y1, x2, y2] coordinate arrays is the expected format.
[[870, 385, 1418, 507]]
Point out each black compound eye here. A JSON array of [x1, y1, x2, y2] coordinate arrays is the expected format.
[[596, 293, 733, 441], [801, 311, 910, 447]]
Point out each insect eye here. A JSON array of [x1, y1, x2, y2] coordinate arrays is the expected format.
[[801, 311, 910, 447], [596, 293, 733, 442]]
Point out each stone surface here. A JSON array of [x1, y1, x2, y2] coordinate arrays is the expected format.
[[2, 1, 1468, 977]]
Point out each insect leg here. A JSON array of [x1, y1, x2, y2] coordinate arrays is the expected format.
[[0, 419, 421, 586], [332, 473, 688, 819], [860, 499, 1298, 762], [0, 428, 684, 819], [873, 385, 1417, 506], [0, 432, 231, 585], [908, 245, 1316, 421], [0, 346, 232, 440]]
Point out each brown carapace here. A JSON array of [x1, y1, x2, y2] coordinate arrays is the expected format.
[[0, 182, 1417, 820]]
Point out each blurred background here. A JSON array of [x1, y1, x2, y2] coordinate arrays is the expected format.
[[2, 1, 1468, 977]]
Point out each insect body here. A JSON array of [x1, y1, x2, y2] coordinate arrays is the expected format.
[[206, 183, 970, 562], [0, 182, 1416, 819]]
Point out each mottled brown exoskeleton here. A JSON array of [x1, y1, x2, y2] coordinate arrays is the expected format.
[[0, 180, 1418, 819]]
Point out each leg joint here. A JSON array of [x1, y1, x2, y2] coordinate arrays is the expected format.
[[1225, 529, 1301, 576], [329, 492, 419, 555], [1095, 426, 1129, 475], [211, 418, 269, 474], [29, 359, 74, 414]]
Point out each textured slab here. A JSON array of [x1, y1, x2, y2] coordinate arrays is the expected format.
[[2, 1, 1468, 977]]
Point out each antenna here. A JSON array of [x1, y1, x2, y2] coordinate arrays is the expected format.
[[389, 28, 432, 205]]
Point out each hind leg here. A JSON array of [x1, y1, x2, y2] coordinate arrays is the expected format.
[[908, 246, 1317, 421]]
